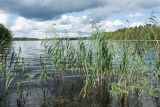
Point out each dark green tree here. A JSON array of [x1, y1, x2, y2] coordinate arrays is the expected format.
[[0, 23, 13, 42]]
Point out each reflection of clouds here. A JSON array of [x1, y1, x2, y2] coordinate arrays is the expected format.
[[13, 41, 43, 58], [12, 41, 158, 69]]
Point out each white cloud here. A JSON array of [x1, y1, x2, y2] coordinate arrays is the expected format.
[[130, 22, 145, 27], [11, 17, 54, 38], [112, 20, 124, 26], [10, 15, 92, 38], [54, 15, 91, 32], [127, 13, 144, 17], [10, 15, 127, 38], [11, 17, 33, 32], [11, 17, 54, 32], [0, 11, 9, 25], [100, 19, 124, 32]]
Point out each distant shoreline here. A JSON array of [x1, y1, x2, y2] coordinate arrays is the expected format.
[[13, 37, 160, 41], [13, 38, 41, 41], [13, 37, 89, 41]]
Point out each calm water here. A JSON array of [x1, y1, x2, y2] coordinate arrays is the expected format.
[[0, 40, 159, 107], [12, 41, 159, 75], [13, 41, 46, 73]]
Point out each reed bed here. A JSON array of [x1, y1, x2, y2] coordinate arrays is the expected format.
[[42, 25, 160, 107]]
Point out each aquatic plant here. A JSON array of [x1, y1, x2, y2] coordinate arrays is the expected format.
[[0, 41, 15, 106], [43, 17, 160, 106]]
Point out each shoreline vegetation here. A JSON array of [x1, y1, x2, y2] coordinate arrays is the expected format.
[[0, 24, 12, 43], [102, 24, 160, 40]]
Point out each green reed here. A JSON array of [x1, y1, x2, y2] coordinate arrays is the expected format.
[[42, 15, 160, 106], [0, 41, 15, 106], [0, 40, 27, 106]]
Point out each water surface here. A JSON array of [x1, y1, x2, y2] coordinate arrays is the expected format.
[[0, 40, 159, 107]]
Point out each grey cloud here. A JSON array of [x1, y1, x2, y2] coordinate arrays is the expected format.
[[0, 0, 160, 22], [0, 0, 106, 20], [130, 0, 160, 9], [89, 0, 160, 22]]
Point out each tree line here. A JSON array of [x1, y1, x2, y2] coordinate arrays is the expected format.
[[103, 24, 160, 40]]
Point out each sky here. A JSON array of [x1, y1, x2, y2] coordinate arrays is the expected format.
[[0, 0, 160, 38]]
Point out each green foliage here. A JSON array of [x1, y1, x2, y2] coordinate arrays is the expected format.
[[0, 23, 12, 42], [101, 25, 160, 40], [0, 65, 14, 94]]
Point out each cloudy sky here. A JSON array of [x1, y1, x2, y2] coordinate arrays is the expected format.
[[0, 0, 160, 38]]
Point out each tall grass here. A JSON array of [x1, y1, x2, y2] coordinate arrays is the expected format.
[[42, 15, 160, 106], [0, 40, 26, 106], [0, 41, 15, 106]]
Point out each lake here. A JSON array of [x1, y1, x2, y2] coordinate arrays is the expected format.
[[0, 40, 159, 107]]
